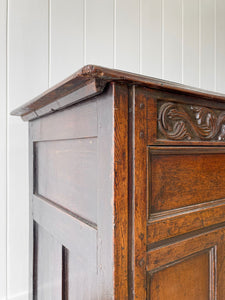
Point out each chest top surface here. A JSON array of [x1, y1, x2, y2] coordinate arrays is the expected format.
[[11, 65, 225, 122]]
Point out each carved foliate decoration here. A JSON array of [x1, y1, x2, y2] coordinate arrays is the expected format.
[[158, 101, 225, 141]]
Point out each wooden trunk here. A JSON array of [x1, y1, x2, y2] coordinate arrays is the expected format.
[[12, 65, 225, 299]]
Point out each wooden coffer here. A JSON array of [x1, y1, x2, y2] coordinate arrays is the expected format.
[[12, 65, 225, 299]]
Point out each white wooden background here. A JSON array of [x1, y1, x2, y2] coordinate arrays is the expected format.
[[1, 0, 225, 299]]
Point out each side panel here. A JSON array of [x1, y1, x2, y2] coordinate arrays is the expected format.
[[30, 85, 114, 299], [35, 138, 98, 224]]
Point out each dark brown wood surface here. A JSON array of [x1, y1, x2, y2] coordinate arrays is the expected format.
[[13, 66, 225, 299], [11, 64, 225, 121], [149, 148, 225, 213], [113, 83, 129, 299], [148, 251, 210, 300], [130, 86, 148, 299]]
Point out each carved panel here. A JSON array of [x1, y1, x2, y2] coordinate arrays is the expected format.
[[158, 101, 225, 141]]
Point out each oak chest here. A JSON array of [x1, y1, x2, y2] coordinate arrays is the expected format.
[[12, 65, 225, 299]]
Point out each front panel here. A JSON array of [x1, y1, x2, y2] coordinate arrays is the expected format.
[[148, 250, 212, 300], [133, 86, 225, 299]]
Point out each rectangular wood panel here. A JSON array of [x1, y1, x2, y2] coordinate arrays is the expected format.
[[67, 250, 98, 299], [35, 224, 62, 300], [35, 138, 97, 224], [148, 251, 211, 300], [147, 227, 219, 299], [31, 100, 98, 142], [147, 198, 225, 244], [33, 195, 98, 298], [33, 195, 97, 257], [149, 147, 225, 214]]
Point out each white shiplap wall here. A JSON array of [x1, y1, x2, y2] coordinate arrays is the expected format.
[[1, 0, 225, 299]]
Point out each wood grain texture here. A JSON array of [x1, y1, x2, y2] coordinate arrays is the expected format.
[[148, 198, 225, 245], [35, 138, 97, 224], [149, 147, 225, 214], [148, 251, 211, 300], [158, 101, 225, 142], [33, 194, 97, 256], [95, 85, 114, 299], [113, 84, 129, 299], [146, 88, 225, 146], [147, 227, 220, 271], [15, 66, 225, 299], [11, 65, 225, 121], [33, 194, 98, 299], [131, 86, 148, 299], [66, 249, 98, 300], [31, 99, 97, 141]]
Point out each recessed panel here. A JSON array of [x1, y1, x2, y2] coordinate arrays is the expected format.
[[35, 224, 62, 300], [67, 249, 98, 299], [148, 252, 210, 300], [149, 147, 225, 214], [35, 138, 97, 223]]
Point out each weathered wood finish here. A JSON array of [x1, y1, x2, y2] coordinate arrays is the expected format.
[[30, 86, 114, 299], [13, 65, 225, 299]]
